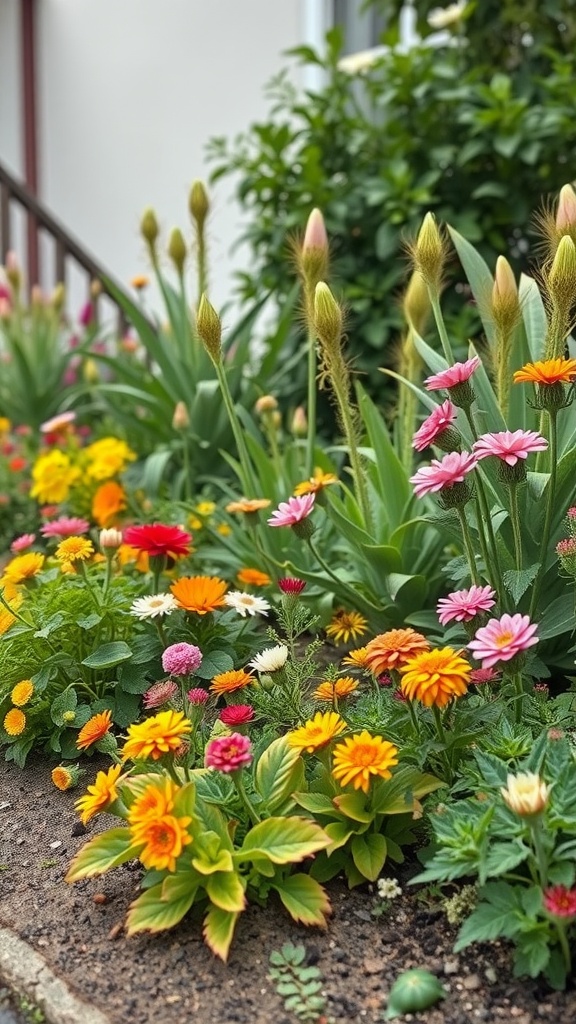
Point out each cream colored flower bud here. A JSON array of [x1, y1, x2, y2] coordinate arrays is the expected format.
[[501, 772, 550, 817], [172, 400, 190, 431], [402, 271, 431, 335], [299, 208, 329, 292], [90, 279, 102, 298], [99, 528, 123, 551], [314, 282, 342, 350], [140, 207, 160, 249], [547, 235, 576, 315], [491, 256, 520, 332], [51, 283, 65, 313], [168, 228, 187, 274], [291, 405, 308, 437], [196, 294, 222, 362], [413, 212, 446, 293], [556, 184, 576, 233], [254, 395, 278, 416], [31, 285, 44, 307], [5, 251, 21, 290], [304, 208, 328, 252], [189, 180, 210, 229]]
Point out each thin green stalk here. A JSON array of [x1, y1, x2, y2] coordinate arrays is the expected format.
[[429, 294, 455, 365], [463, 408, 505, 599], [529, 411, 558, 619], [264, 420, 285, 490], [431, 704, 453, 785], [196, 230, 208, 308], [305, 323, 318, 479], [331, 376, 373, 533], [528, 818, 549, 890], [182, 433, 192, 503], [232, 772, 260, 827], [406, 698, 421, 742], [555, 923, 572, 976], [512, 671, 525, 724], [455, 508, 480, 585], [306, 537, 380, 612], [507, 484, 524, 573], [214, 361, 258, 497]]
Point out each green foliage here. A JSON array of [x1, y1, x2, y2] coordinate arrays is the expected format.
[[268, 943, 327, 1022]]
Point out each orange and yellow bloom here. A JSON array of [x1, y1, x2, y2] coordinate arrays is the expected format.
[[74, 764, 123, 825], [364, 628, 430, 676], [122, 710, 191, 762], [210, 669, 254, 696], [170, 575, 228, 615], [56, 536, 94, 567], [236, 567, 271, 587], [399, 647, 471, 707], [1, 552, 45, 587], [513, 358, 576, 385], [11, 680, 34, 706], [287, 711, 346, 753], [134, 813, 192, 873], [332, 732, 399, 793], [313, 676, 359, 701], [326, 609, 368, 646], [76, 710, 113, 751], [3, 708, 26, 736], [293, 468, 338, 496]]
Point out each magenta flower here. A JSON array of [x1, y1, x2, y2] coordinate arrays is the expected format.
[[78, 301, 94, 327], [161, 642, 203, 676], [424, 356, 481, 392], [437, 584, 497, 626], [468, 613, 539, 669], [469, 667, 501, 685], [267, 493, 315, 527], [219, 704, 255, 726], [41, 516, 90, 538], [412, 400, 458, 452], [472, 430, 548, 467], [543, 886, 576, 918], [143, 679, 178, 709], [410, 451, 477, 498], [10, 533, 36, 553], [278, 577, 306, 594], [187, 687, 209, 705], [205, 733, 253, 773]]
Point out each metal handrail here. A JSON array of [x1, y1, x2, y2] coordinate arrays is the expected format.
[[0, 159, 130, 333]]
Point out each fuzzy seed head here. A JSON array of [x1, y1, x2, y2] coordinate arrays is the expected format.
[[168, 228, 187, 274], [189, 180, 210, 228], [402, 271, 431, 335], [547, 235, 576, 313], [140, 207, 160, 250], [412, 213, 446, 293], [314, 282, 342, 350], [196, 294, 222, 362], [491, 256, 521, 335]]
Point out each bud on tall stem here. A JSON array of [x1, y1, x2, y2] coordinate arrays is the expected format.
[[492, 256, 521, 417], [545, 235, 576, 359], [168, 228, 187, 276], [189, 180, 210, 302], [196, 294, 222, 364], [140, 208, 160, 262], [412, 213, 446, 297]]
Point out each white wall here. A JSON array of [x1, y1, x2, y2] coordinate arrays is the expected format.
[[2, 0, 332, 317], [0, 0, 22, 176]]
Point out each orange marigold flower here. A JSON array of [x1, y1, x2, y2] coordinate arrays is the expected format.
[[3, 708, 26, 736], [313, 676, 359, 701], [127, 777, 179, 832], [225, 498, 271, 515], [170, 575, 228, 614], [513, 358, 576, 385], [92, 480, 127, 527], [364, 628, 430, 675], [342, 646, 370, 669], [287, 711, 347, 753], [134, 813, 192, 873], [51, 763, 83, 791], [11, 680, 34, 706], [399, 647, 472, 707], [0, 592, 22, 635], [74, 764, 123, 825], [293, 468, 339, 496], [236, 567, 272, 587], [332, 732, 399, 793], [130, 274, 150, 290], [326, 609, 369, 645], [55, 536, 94, 565], [1, 552, 45, 586], [121, 709, 191, 762], [211, 669, 254, 696], [76, 710, 113, 751], [117, 543, 149, 573]]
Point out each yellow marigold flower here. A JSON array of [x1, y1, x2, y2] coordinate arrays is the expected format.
[[211, 669, 254, 696], [3, 708, 26, 736], [0, 417, 11, 434], [55, 536, 94, 565], [364, 628, 430, 676], [513, 358, 576, 385], [83, 437, 136, 481], [293, 468, 338, 496], [216, 523, 232, 536], [127, 777, 179, 832], [237, 567, 272, 587], [501, 772, 550, 817], [188, 516, 203, 531], [51, 763, 83, 791], [195, 501, 216, 517], [342, 646, 370, 669], [1, 552, 45, 586], [30, 449, 81, 504], [75, 764, 123, 825], [332, 731, 399, 793], [313, 676, 359, 701], [122, 710, 191, 762], [0, 592, 22, 635], [287, 711, 347, 753], [225, 497, 271, 515], [399, 647, 471, 707], [92, 480, 127, 527], [117, 544, 149, 573], [11, 680, 34, 706], [170, 575, 228, 614], [76, 710, 113, 751], [326, 609, 369, 645], [134, 813, 192, 873]]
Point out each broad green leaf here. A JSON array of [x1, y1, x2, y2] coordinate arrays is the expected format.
[[126, 882, 195, 935], [324, 820, 356, 853], [519, 274, 547, 363], [255, 736, 305, 813], [237, 817, 330, 864], [447, 225, 496, 346], [351, 833, 387, 881], [293, 792, 340, 816], [205, 871, 246, 912], [203, 905, 240, 961], [538, 596, 576, 640], [50, 687, 77, 726], [66, 829, 138, 881], [502, 564, 540, 604], [194, 650, 234, 679], [273, 873, 331, 927], [332, 793, 371, 823], [82, 641, 133, 669]]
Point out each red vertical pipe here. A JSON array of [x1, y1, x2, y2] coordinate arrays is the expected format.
[[21, 0, 39, 286]]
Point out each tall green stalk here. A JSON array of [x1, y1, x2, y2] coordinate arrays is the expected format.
[[529, 410, 558, 619]]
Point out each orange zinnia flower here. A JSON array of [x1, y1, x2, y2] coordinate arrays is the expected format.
[[364, 628, 430, 676], [211, 669, 254, 696], [76, 710, 113, 751], [287, 711, 347, 753], [74, 764, 123, 825], [127, 777, 179, 832], [121, 710, 191, 762], [399, 647, 472, 707], [92, 480, 127, 527], [236, 567, 272, 587], [513, 358, 576, 385], [341, 646, 370, 669], [11, 680, 34, 706], [313, 676, 359, 701], [170, 575, 228, 614], [332, 732, 399, 793], [225, 498, 271, 515], [134, 813, 192, 873], [293, 468, 338, 496], [3, 708, 26, 736]]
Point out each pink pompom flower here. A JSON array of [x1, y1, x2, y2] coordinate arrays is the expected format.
[[437, 585, 497, 626], [278, 577, 306, 594], [41, 516, 90, 538], [424, 356, 481, 392], [219, 704, 254, 726], [412, 400, 458, 452], [267, 493, 315, 528], [143, 679, 178, 709], [161, 642, 203, 676], [472, 430, 548, 467], [187, 688, 209, 705], [410, 451, 477, 499], [10, 533, 36, 553], [205, 733, 253, 773], [468, 613, 539, 669]]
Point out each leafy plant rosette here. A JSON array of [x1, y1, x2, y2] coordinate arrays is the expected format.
[[412, 732, 576, 988]]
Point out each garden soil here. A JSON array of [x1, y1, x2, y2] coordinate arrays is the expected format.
[[1, 758, 576, 1024]]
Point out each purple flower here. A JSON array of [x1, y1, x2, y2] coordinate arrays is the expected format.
[[161, 642, 203, 676]]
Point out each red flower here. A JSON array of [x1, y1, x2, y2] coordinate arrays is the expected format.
[[278, 577, 306, 594], [123, 523, 191, 560], [543, 886, 576, 918], [219, 704, 254, 726]]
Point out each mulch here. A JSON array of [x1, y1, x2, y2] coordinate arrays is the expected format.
[[1, 756, 575, 1024]]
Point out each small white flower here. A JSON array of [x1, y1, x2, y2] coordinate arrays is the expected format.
[[223, 591, 271, 618], [337, 45, 388, 75], [377, 877, 402, 901], [130, 593, 179, 620], [249, 645, 289, 673], [428, 1, 466, 30], [99, 528, 123, 550]]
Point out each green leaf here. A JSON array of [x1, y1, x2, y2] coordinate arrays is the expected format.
[[50, 688, 77, 727], [255, 736, 304, 813], [205, 871, 246, 912], [203, 905, 240, 961], [502, 564, 539, 603], [119, 663, 150, 694], [82, 641, 133, 670], [113, 685, 140, 728], [455, 882, 523, 950], [538, 596, 576, 640], [194, 650, 234, 679], [237, 817, 330, 864], [293, 792, 339, 816], [126, 882, 196, 935], [76, 613, 103, 631], [324, 820, 356, 853], [332, 793, 371, 823], [66, 829, 138, 881], [351, 833, 387, 881], [273, 873, 331, 926]]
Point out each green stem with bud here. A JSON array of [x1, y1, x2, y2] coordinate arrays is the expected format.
[[455, 508, 481, 585], [429, 294, 455, 366], [305, 322, 318, 479], [507, 483, 524, 573]]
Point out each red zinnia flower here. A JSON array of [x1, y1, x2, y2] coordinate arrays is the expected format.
[[543, 886, 576, 918], [123, 523, 191, 560], [219, 704, 254, 726], [278, 577, 306, 594]]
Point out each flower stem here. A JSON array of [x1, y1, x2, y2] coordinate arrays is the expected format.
[[528, 817, 549, 889], [232, 772, 260, 826], [305, 322, 317, 479], [431, 704, 453, 785], [455, 508, 480, 585], [512, 671, 525, 724], [507, 483, 524, 573], [429, 294, 455, 365], [556, 922, 572, 976], [214, 360, 258, 497], [529, 410, 558, 619]]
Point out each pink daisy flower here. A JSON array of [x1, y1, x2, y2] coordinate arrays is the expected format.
[[412, 400, 458, 452], [424, 356, 481, 392], [468, 613, 539, 669], [469, 667, 501, 685], [204, 733, 253, 773], [267, 493, 315, 527], [543, 886, 576, 918], [437, 584, 497, 626], [41, 516, 90, 538], [10, 533, 36, 553], [472, 430, 548, 467], [410, 451, 477, 499]]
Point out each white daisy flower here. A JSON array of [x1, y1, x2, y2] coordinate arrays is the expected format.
[[377, 877, 402, 901], [223, 591, 271, 618], [249, 645, 289, 673], [130, 593, 179, 620], [428, 1, 466, 30]]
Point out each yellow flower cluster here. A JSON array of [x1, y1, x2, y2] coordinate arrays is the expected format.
[[83, 437, 136, 481], [30, 450, 80, 504]]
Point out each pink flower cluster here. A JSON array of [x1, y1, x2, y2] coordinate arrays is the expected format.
[[219, 704, 254, 726], [10, 533, 36, 553], [143, 679, 178, 709], [41, 516, 90, 538], [468, 613, 539, 669], [161, 642, 203, 676], [205, 733, 253, 773], [187, 687, 209, 705], [437, 585, 496, 626]]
